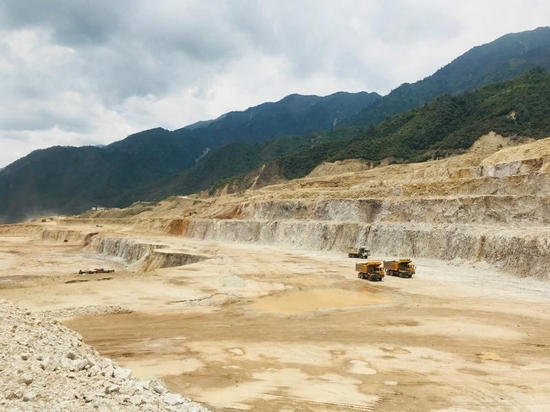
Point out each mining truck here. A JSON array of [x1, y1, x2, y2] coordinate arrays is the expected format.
[[356, 261, 384, 281], [348, 246, 370, 259], [383, 259, 415, 278]]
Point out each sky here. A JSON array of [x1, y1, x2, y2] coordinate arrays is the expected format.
[[1, 0, 549, 168]]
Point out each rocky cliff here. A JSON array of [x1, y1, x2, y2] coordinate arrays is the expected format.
[[5, 133, 549, 280], [169, 133, 550, 280]]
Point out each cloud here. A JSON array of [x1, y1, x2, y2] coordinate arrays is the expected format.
[[0, 1, 124, 46], [0, 0, 549, 167]]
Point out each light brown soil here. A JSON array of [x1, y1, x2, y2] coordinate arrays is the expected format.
[[2, 227, 550, 412]]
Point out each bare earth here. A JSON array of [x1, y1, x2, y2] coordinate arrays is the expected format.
[[1, 225, 549, 412], [3, 134, 550, 411]]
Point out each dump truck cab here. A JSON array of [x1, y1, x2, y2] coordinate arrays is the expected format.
[[356, 261, 384, 281], [348, 246, 370, 259]]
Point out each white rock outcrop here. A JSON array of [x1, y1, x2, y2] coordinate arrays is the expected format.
[[0, 300, 210, 412]]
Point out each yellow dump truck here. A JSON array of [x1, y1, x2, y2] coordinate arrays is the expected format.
[[383, 259, 415, 278], [348, 246, 370, 259], [356, 261, 384, 281]]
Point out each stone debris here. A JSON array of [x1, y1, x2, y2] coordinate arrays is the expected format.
[[41, 305, 133, 320], [220, 275, 247, 288], [0, 300, 210, 412]]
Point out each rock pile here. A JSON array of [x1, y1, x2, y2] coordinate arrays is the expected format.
[[41, 305, 134, 320], [0, 300, 210, 412]]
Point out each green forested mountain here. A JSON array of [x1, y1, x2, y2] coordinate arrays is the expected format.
[[115, 27, 550, 199], [277, 68, 550, 179], [347, 26, 550, 128], [171, 91, 380, 159], [2, 28, 550, 223], [114, 67, 550, 202], [0, 92, 377, 223], [113, 135, 312, 204], [0, 146, 116, 221], [0, 129, 197, 222]]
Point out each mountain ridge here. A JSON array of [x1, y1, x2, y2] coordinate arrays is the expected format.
[[2, 27, 550, 223], [0, 91, 378, 223], [347, 26, 550, 128]]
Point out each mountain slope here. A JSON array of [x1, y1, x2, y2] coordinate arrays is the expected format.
[[2, 27, 550, 223], [171, 91, 381, 159], [0, 92, 377, 223], [126, 27, 550, 198], [113, 135, 312, 204], [104, 128, 197, 184], [0, 146, 118, 222], [349, 26, 550, 127], [0, 128, 198, 223], [117, 67, 550, 202], [277, 68, 550, 179]]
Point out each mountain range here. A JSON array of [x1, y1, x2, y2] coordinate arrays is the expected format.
[[1, 26, 550, 223]]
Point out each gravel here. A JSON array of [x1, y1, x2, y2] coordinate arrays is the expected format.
[[0, 300, 210, 412]]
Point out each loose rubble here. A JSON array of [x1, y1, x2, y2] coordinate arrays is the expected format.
[[40, 305, 134, 320], [0, 300, 210, 412]]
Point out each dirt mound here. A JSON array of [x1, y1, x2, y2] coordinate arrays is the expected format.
[[480, 135, 550, 165], [308, 159, 372, 177], [468, 131, 533, 157]]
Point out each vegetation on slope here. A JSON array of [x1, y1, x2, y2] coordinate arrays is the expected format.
[[2, 27, 550, 222], [0, 129, 196, 223], [132, 27, 550, 194], [170, 91, 380, 158], [0, 92, 376, 223], [114, 135, 311, 204], [277, 68, 550, 179], [347, 26, 550, 128]]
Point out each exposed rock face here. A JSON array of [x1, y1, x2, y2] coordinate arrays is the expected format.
[[308, 159, 373, 177], [3, 134, 550, 281], [0, 300, 210, 412], [212, 194, 550, 226], [210, 161, 288, 196], [174, 134, 550, 280], [182, 219, 550, 279], [84, 236, 208, 272]]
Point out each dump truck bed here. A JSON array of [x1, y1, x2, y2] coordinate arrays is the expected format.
[[355, 261, 383, 272], [383, 261, 399, 271]]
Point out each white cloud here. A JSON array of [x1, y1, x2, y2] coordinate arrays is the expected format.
[[0, 0, 549, 167]]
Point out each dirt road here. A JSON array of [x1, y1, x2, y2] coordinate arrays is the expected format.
[[1, 228, 550, 411]]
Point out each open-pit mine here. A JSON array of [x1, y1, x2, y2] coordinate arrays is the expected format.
[[1, 133, 550, 411]]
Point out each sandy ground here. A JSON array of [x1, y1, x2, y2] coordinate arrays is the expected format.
[[1, 226, 550, 412]]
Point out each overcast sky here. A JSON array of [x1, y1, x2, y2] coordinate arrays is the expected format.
[[0, 0, 549, 167]]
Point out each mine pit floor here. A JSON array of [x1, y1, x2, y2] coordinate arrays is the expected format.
[[1, 229, 550, 411]]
